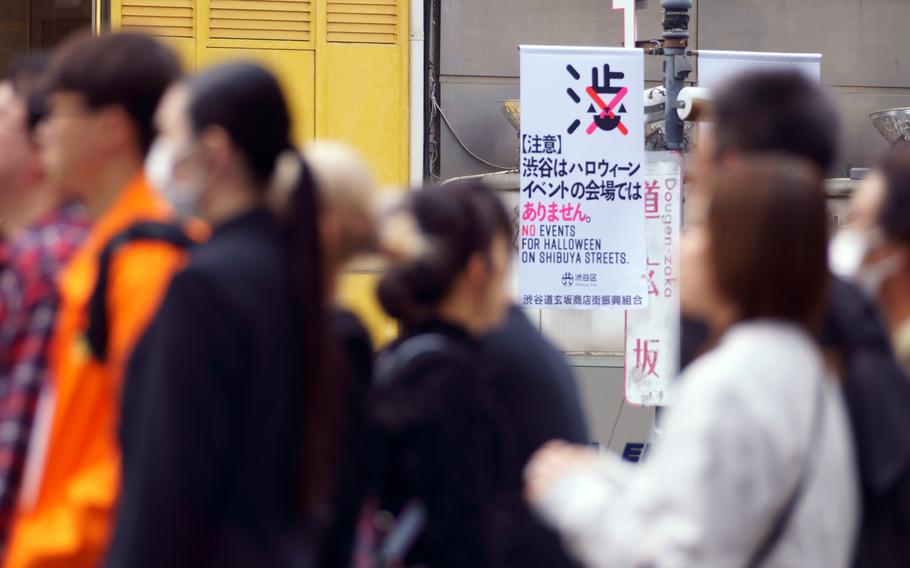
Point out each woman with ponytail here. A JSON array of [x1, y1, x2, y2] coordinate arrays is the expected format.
[[370, 181, 514, 567], [108, 62, 335, 567]]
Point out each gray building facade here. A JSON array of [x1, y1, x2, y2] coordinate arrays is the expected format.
[[438, 0, 910, 179]]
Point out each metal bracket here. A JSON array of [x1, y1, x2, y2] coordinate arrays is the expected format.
[[634, 37, 689, 56], [674, 55, 693, 79]]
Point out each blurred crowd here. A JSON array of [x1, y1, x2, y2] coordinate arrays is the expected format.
[[0, 30, 907, 568]]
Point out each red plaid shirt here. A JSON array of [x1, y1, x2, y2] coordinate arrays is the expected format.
[[0, 203, 87, 548]]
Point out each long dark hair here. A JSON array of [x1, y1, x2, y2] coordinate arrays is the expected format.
[[378, 181, 512, 329], [706, 155, 829, 334], [187, 62, 335, 510]]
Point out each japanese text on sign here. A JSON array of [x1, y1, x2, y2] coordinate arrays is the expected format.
[[625, 154, 682, 406], [519, 45, 647, 309]]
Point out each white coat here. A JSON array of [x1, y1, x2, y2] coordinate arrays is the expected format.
[[534, 321, 860, 568]]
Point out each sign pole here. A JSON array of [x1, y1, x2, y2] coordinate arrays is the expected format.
[[613, 0, 637, 48]]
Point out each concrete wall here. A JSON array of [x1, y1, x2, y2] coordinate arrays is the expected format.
[[439, 0, 910, 179]]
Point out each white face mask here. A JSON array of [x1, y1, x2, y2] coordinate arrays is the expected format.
[[144, 138, 203, 219], [830, 228, 902, 297]]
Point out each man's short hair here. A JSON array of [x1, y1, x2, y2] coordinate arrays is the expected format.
[[48, 32, 181, 153], [713, 70, 840, 174]]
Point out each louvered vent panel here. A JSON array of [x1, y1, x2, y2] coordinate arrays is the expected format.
[[121, 0, 193, 38], [327, 0, 398, 45], [209, 0, 311, 42]]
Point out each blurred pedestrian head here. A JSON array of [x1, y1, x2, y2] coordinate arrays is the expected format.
[[41, 32, 180, 198], [149, 61, 298, 221], [378, 182, 513, 334], [0, 54, 50, 232], [152, 60, 334, 508], [303, 141, 377, 282], [684, 71, 837, 339], [703, 156, 829, 333], [699, 70, 839, 177], [831, 147, 910, 316]]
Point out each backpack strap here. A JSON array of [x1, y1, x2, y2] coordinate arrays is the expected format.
[[86, 221, 194, 363], [746, 378, 827, 568], [374, 333, 466, 389], [368, 332, 471, 567]]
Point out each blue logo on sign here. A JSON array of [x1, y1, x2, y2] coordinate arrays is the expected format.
[[562, 272, 575, 287]]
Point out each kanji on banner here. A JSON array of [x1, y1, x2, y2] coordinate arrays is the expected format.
[[519, 45, 647, 310], [625, 153, 682, 406]]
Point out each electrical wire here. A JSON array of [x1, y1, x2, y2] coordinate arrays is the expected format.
[[432, 96, 519, 171], [606, 400, 625, 449]]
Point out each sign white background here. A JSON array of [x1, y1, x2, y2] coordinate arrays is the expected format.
[[519, 46, 647, 311], [698, 50, 822, 88], [625, 154, 682, 406]]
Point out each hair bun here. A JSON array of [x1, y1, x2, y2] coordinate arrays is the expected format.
[[378, 263, 438, 326]]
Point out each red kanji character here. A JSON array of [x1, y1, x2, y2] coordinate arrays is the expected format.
[[644, 180, 660, 218], [634, 339, 660, 378]]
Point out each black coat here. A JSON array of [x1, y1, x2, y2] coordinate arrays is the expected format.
[[480, 306, 588, 568], [316, 310, 373, 568], [108, 210, 308, 568], [821, 278, 910, 568], [371, 321, 507, 568]]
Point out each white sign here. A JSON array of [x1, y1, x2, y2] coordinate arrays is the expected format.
[[698, 50, 822, 89], [612, 0, 637, 48], [625, 153, 682, 406], [518, 45, 647, 311]]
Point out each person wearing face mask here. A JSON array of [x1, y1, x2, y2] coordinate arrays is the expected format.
[[108, 62, 334, 568], [3, 34, 187, 568], [0, 54, 88, 557], [831, 147, 910, 372], [369, 181, 514, 567]]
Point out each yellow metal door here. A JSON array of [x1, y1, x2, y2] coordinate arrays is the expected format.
[[105, 0, 408, 345], [195, 0, 317, 143]]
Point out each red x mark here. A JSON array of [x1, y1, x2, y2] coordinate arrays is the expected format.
[[585, 86, 629, 136]]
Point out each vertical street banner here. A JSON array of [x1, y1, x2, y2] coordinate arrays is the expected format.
[[625, 154, 682, 406], [518, 46, 647, 311]]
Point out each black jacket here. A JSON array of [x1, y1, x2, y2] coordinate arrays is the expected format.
[[821, 278, 910, 568], [109, 210, 308, 568], [371, 321, 507, 568], [480, 307, 588, 568], [316, 310, 373, 568]]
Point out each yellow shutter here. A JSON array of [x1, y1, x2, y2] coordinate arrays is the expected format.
[[327, 0, 398, 45], [208, 0, 312, 42], [120, 0, 194, 38]]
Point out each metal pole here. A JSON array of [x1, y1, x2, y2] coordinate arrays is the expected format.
[[661, 0, 692, 151]]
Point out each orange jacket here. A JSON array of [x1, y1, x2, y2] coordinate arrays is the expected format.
[[4, 176, 190, 568]]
